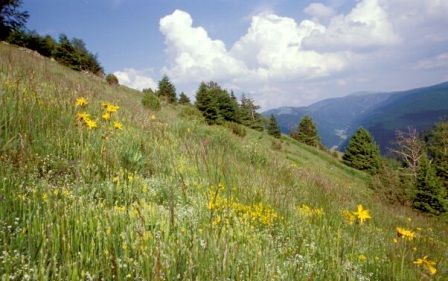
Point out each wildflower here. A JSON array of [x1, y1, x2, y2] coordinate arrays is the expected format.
[[102, 112, 110, 121], [122, 242, 127, 250], [76, 112, 90, 121], [106, 104, 119, 113], [353, 204, 372, 224], [113, 121, 123, 130], [342, 209, 356, 225], [63, 189, 70, 196], [101, 102, 111, 108], [150, 114, 156, 121], [42, 193, 48, 200], [358, 255, 366, 262], [414, 256, 437, 275], [396, 227, 416, 241], [84, 118, 97, 129], [76, 97, 88, 107]]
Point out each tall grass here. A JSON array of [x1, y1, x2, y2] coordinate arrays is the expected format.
[[1, 43, 447, 280]]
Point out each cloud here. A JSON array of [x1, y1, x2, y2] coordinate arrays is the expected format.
[[159, 10, 247, 82], [114, 68, 157, 91], [158, 0, 448, 109], [303, 0, 400, 52], [304, 3, 335, 23], [413, 53, 448, 70]]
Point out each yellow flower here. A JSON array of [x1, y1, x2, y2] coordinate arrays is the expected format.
[[396, 227, 416, 241], [342, 209, 356, 225], [122, 242, 127, 250], [76, 97, 88, 107], [42, 193, 48, 200], [113, 121, 123, 130], [353, 204, 372, 224], [84, 118, 97, 129], [414, 256, 437, 275], [76, 112, 90, 121], [101, 102, 111, 108], [102, 112, 110, 121], [358, 255, 367, 262], [106, 104, 119, 113], [150, 114, 156, 121]]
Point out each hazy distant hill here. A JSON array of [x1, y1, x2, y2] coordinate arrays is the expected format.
[[264, 81, 448, 152]]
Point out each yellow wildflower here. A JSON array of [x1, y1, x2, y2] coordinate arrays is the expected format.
[[358, 255, 367, 262], [42, 193, 48, 200], [84, 118, 97, 129], [150, 114, 156, 121], [106, 104, 119, 113], [396, 227, 416, 241], [113, 121, 123, 130], [414, 256, 437, 275], [353, 204, 372, 224], [342, 209, 356, 225], [76, 112, 90, 121], [122, 242, 127, 250], [76, 97, 88, 107], [101, 102, 111, 108], [102, 112, 110, 121]]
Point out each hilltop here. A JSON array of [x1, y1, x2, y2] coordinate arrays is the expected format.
[[1, 43, 447, 280]]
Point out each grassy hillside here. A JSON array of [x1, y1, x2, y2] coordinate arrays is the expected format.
[[1, 43, 447, 280]]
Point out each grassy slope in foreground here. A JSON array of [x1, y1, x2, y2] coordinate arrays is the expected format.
[[0, 43, 447, 280]]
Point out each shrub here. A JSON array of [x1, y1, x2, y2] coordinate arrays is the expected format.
[[105, 73, 119, 86], [225, 122, 246, 138], [142, 89, 161, 111]]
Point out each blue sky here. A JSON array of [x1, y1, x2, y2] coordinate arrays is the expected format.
[[23, 0, 448, 110]]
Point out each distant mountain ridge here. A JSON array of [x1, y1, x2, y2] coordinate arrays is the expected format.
[[264, 81, 448, 152]]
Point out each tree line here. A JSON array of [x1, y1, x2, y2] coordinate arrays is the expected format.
[[1, 0, 103, 75]]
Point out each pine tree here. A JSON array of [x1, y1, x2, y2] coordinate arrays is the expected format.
[[343, 127, 382, 175], [267, 114, 281, 138], [157, 75, 177, 103], [239, 94, 263, 131], [178, 92, 190, 104], [195, 82, 219, 124], [413, 154, 447, 215], [427, 121, 448, 190], [291, 115, 320, 146], [0, 0, 28, 40]]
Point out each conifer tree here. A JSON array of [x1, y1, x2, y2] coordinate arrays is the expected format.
[[343, 127, 382, 175], [239, 94, 263, 131], [195, 82, 219, 124], [178, 92, 190, 104], [157, 75, 177, 103], [267, 114, 281, 138], [291, 115, 320, 146], [427, 121, 448, 190], [0, 0, 28, 40], [413, 154, 447, 215]]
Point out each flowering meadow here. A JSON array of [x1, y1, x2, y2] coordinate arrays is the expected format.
[[1, 43, 447, 280]]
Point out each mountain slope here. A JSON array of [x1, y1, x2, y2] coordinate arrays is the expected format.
[[265, 82, 448, 152], [1, 43, 447, 280]]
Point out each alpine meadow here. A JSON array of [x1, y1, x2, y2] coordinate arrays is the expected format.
[[1, 40, 448, 280]]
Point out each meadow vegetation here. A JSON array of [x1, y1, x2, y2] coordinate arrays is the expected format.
[[1, 43, 447, 280]]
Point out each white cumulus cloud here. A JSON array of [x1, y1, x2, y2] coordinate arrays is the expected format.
[[114, 68, 157, 91]]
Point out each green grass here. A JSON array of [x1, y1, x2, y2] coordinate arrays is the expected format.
[[1, 43, 447, 280]]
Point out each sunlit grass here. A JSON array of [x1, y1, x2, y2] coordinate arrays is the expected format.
[[1, 43, 447, 280]]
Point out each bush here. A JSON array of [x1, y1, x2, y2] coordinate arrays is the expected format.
[[105, 73, 119, 86], [142, 90, 161, 111], [178, 104, 205, 122], [225, 122, 246, 138]]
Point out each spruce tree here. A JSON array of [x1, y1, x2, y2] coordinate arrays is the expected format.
[[267, 114, 281, 138], [343, 127, 382, 175], [413, 154, 447, 215], [291, 115, 320, 146], [239, 94, 264, 131], [195, 82, 219, 124], [427, 121, 448, 190], [0, 0, 28, 40], [157, 75, 177, 103], [178, 92, 190, 104]]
